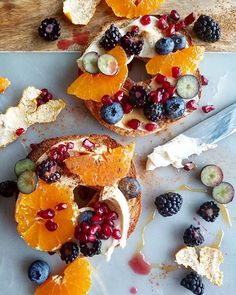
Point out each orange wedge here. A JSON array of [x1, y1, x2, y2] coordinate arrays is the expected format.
[[35, 257, 91, 295], [65, 143, 135, 186], [146, 46, 205, 76], [105, 0, 164, 18], [68, 46, 128, 102], [0, 77, 10, 93], [15, 180, 78, 251]]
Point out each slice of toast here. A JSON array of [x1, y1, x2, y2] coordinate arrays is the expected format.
[[28, 134, 141, 237], [63, 0, 101, 25]]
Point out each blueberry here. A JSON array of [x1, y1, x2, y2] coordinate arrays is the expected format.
[[118, 177, 141, 199], [100, 102, 124, 124], [164, 97, 186, 119], [171, 34, 187, 51], [78, 210, 94, 223], [28, 260, 50, 284], [155, 37, 175, 55]]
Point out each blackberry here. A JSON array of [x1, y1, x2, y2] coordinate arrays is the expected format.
[[80, 239, 102, 257], [120, 32, 144, 56], [193, 15, 221, 43], [37, 159, 61, 183], [0, 181, 19, 198], [100, 25, 122, 50], [180, 272, 204, 295], [155, 192, 183, 217], [183, 225, 204, 247], [143, 102, 165, 122], [38, 18, 61, 41], [60, 242, 79, 264], [129, 86, 148, 108], [197, 201, 220, 222]]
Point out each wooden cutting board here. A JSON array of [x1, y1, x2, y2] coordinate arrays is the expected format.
[[0, 0, 235, 52]]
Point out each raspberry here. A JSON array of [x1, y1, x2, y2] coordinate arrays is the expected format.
[[100, 25, 121, 50], [38, 18, 61, 41]]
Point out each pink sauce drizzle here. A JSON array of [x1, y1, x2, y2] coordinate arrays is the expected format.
[[130, 287, 138, 294], [128, 252, 151, 275]]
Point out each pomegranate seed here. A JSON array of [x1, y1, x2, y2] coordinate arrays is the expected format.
[[186, 100, 198, 110], [93, 201, 101, 209], [66, 142, 74, 149], [37, 209, 55, 219], [154, 88, 165, 103], [155, 73, 167, 84], [102, 95, 113, 105], [112, 229, 122, 240], [74, 225, 81, 239], [172, 67, 182, 78], [45, 220, 58, 232], [101, 224, 112, 237], [104, 219, 114, 227], [166, 86, 176, 96], [30, 143, 37, 150], [87, 224, 101, 235], [106, 211, 118, 221], [140, 15, 151, 26], [165, 23, 176, 36], [100, 203, 110, 214], [41, 88, 48, 97], [87, 234, 97, 242], [175, 20, 186, 31], [83, 139, 95, 150], [162, 81, 171, 89], [114, 90, 124, 102], [149, 91, 160, 103], [55, 203, 67, 211], [99, 233, 109, 240], [183, 162, 196, 171], [77, 232, 88, 242], [145, 123, 158, 132], [81, 222, 90, 234], [16, 128, 25, 136], [202, 105, 215, 113], [184, 12, 196, 26], [169, 10, 180, 21], [161, 92, 170, 103], [122, 102, 133, 114], [58, 144, 67, 154], [131, 25, 139, 34], [91, 215, 103, 224], [157, 15, 169, 30], [201, 75, 209, 86], [49, 150, 58, 161], [127, 119, 141, 130]]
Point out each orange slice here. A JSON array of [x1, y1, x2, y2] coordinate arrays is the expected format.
[[0, 77, 11, 93], [105, 0, 164, 18], [15, 180, 79, 251], [35, 257, 91, 295], [65, 143, 135, 186], [68, 46, 128, 102], [146, 46, 205, 76]]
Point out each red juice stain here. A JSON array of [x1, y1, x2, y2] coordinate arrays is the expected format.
[[130, 287, 138, 294], [128, 252, 151, 275], [72, 30, 89, 46], [57, 39, 74, 50]]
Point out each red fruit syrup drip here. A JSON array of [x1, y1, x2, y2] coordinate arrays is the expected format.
[[128, 252, 151, 275], [57, 30, 89, 50]]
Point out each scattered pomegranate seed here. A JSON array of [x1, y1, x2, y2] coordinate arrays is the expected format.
[[186, 100, 198, 110], [87, 234, 97, 242], [157, 15, 169, 30], [91, 215, 103, 224], [175, 20, 186, 31], [165, 23, 176, 36], [81, 222, 90, 234], [184, 12, 196, 26], [55, 203, 67, 211], [149, 91, 160, 103], [140, 15, 151, 26], [114, 90, 124, 102], [45, 220, 58, 232], [122, 102, 133, 114], [101, 224, 113, 237], [183, 162, 196, 171], [98, 203, 110, 215], [30, 143, 37, 150], [155, 73, 167, 84], [102, 95, 113, 105], [131, 25, 139, 34], [87, 224, 101, 235], [83, 138, 95, 150], [58, 144, 67, 154], [104, 219, 114, 227], [166, 86, 176, 96], [66, 142, 74, 149], [162, 81, 171, 89], [16, 128, 25, 136], [145, 123, 158, 132], [127, 119, 141, 130], [37, 209, 55, 219], [201, 75, 209, 86], [106, 211, 118, 221], [112, 229, 122, 240], [169, 10, 180, 21], [172, 66, 182, 78], [202, 105, 215, 113], [161, 92, 170, 104]]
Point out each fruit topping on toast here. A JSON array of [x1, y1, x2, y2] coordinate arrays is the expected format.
[[0, 76, 10, 94]]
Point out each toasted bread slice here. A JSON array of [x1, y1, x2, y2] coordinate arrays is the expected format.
[[63, 0, 101, 25], [28, 134, 141, 237]]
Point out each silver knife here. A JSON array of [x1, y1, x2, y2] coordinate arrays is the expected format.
[[146, 103, 236, 170]]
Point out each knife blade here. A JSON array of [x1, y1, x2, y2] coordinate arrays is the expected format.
[[147, 102, 236, 170]]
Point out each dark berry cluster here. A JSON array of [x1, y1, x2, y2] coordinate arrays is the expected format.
[[181, 272, 204, 295], [183, 225, 204, 247], [197, 201, 220, 222], [155, 192, 183, 217], [36, 159, 61, 183], [60, 242, 79, 264], [38, 18, 61, 41], [193, 15, 221, 43]]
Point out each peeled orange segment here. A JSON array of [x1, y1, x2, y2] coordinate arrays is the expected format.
[[35, 258, 92, 295], [0, 76, 10, 93], [105, 0, 164, 18], [65, 143, 135, 186], [146, 46, 205, 77], [15, 180, 78, 251], [68, 46, 128, 102]]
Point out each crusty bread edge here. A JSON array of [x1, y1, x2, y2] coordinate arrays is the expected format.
[[28, 134, 141, 237]]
